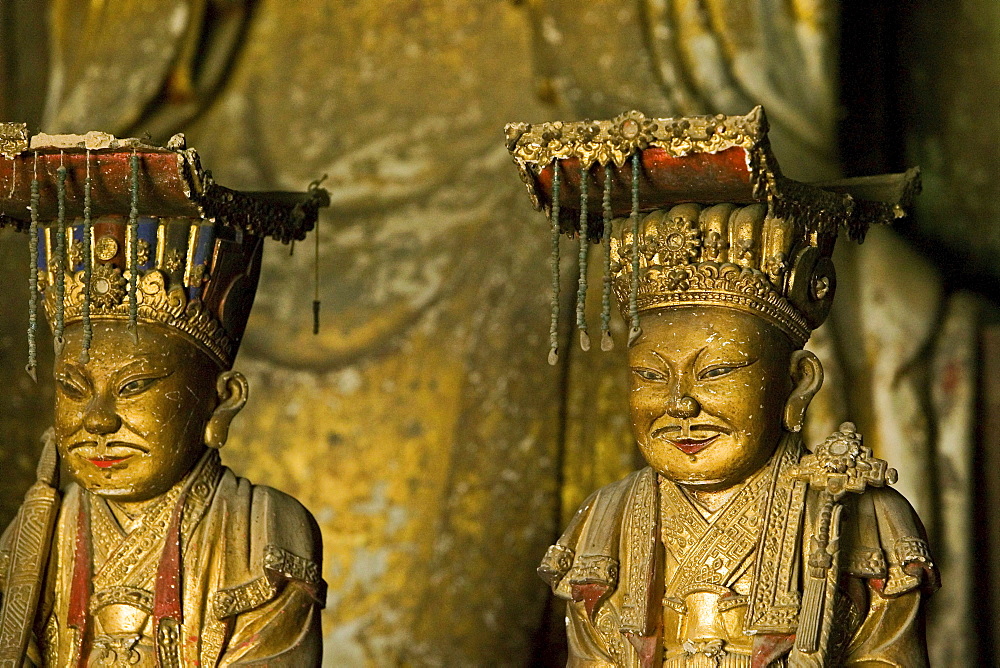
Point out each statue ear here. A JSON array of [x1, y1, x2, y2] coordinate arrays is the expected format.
[[783, 350, 823, 433], [204, 370, 249, 449]]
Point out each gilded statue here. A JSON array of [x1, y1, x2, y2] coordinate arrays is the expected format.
[[506, 109, 939, 667], [0, 126, 328, 665]]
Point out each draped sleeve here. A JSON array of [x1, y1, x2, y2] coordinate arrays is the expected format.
[[839, 486, 939, 667]]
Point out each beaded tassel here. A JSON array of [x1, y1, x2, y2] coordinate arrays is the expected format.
[[54, 160, 67, 347], [313, 213, 321, 335], [600, 165, 614, 351], [548, 160, 561, 366], [80, 151, 93, 363], [26, 154, 39, 380], [128, 153, 139, 338], [308, 175, 327, 334], [576, 166, 590, 351], [628, 152, 641, 345]]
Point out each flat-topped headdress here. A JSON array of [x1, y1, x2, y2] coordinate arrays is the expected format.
[[504, 107, 919, 362], [0, 123, 329, 376]]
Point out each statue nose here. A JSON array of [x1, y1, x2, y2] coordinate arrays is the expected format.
[[83, 400, 123, 435], [666, 395, 700, 419]]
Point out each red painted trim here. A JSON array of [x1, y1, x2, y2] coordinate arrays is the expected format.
[[152, 488, 187, 665], [67, 499, 92, 666]]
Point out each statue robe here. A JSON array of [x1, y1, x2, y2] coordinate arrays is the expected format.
[[539, 435, 938, 668], [0, 450, 325, 666]]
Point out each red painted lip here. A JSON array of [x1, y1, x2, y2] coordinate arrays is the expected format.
[[667, 434, 720, 455], [87, 457, 132, 469]]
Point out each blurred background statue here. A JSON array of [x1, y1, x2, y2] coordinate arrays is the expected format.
[[0, 0, 996, 664]]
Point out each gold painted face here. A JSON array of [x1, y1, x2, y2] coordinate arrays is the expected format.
[[628, 306, 797, 490], [53, 321, 222, 502]]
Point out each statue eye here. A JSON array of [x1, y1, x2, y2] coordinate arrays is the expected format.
[[56, 375, 87, 400], [119, 377, 157, 397], [634, 368, 666, 382], [699, 360, 753, 380]]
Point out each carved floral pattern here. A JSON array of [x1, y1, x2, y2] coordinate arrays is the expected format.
[[67, 240, 84, 268], [136, 240, 151, 267], [657, 216, 702, 266], [89, 264, 127, 308]]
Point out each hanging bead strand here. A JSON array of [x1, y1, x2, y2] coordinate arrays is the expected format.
[[313, 212, 321, 335], [54, 156, 67, 348], [26, 154, 39, 380], [600, 164, 614, 351], [548, 159, 561, 366], [628, 151, 641, 345], [308, 174, 326, 335], [128, 153, 140, 337], [80, 150, 93, 363], [576, 166, 590, 351]]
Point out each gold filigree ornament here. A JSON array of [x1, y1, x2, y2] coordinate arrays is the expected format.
[[95, 235, 119, 262], [0, 122, 28, 159], [606, 110, 656, 162], [92, 635, 143, 667], [654, 215, 702, 267], [163, 249, 184, 273], [88, 264, 126, 308], [789, 422, 898, 498], [681, 639, 726, 659], [188, 262, 207, 286], [136, 240, 151, 266], [67, 240, 84, 268], [607, 202, 830, 346], [48, 269, 234, 367], [786, 423, 898, 658], [506, 108, 764, 173]]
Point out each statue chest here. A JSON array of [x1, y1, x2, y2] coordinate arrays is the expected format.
[[40, 464, 224, 667], [657, 476, 766, 665]]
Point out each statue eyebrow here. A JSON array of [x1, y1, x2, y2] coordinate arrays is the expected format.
[[114, 356, 170, 378], [650, 349, 669, 366], [54, 365, 88, 385], [702, 356, 757, 369], [57, 360, 86, 374], [698, 351, 756, 368]]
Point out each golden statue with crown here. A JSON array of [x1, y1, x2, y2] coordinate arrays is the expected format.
[[0, 124, 328, 666], [506, 108, 938, 667]]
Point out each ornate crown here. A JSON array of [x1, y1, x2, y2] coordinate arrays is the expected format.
[[0, 127, 329, 371], [505, 108, 920, 357], [608, 203, 818, 345]]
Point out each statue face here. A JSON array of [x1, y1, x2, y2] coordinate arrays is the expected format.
[[628, 307, 796, 490], [53, 321, 221, 502]]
